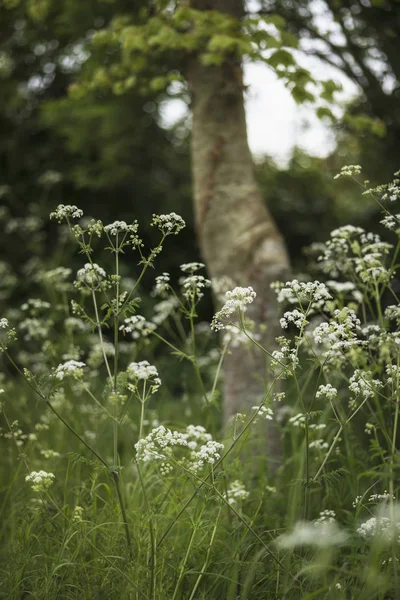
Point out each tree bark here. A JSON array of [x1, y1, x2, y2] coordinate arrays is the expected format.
[[189, 0, 290, 468]]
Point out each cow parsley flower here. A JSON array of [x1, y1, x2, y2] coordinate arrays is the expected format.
[[152, 273, 171, 297], [180, 275, 211, 301], [280, 309, 308, 330], [211, 287, 256, 331], [0, 318, 9, 329], [151, 212, 185, 235], [333, 165, 362, 180], [53, 360, 86, 381], [25, 470, 55, 493], [119, 315, 156, 339], [127, 361, 161, 393], [104, 220, 137, 236], [180, 262, 205, 273], [191, 440, 224, 471], [224, 480, 250, 505], [76, 263, 106, 287], [273, 279, 331, 307], [316, 384, 338, 400], [50, 204, 83, 222]]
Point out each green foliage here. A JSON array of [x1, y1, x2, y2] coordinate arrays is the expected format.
[[1, 170, 400, 597]]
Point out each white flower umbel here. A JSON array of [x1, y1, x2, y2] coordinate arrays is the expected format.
[[224, 480, 250, 506], [25, 470, 55, 493], [316, 384, 338, 401], [53, 360, 86, 381], [151, 212, 185, 235], [180, 262, 205, 273], [135, 425, 188, 462], [0, 318, 9, 329], [252, 405, 274, 422], [272, 279, 331, 308], [190, 440, 224, 472], [119, 315, 156, 339], [50, 204, 83, 222], [104, 220, 137, 236], [211, 286, 256, 331], [180, 275, 211, 301], [76, 263, 106, 288], [348, 369, 382, 401], [280, 309, 308, 330], [333, 165, 362, 180], [152, 273, 171, 297], [127, 360, 161, 393]]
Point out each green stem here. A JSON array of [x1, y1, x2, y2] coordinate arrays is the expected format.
[[47, 400, 109, 469], [112, 470, 133, 560]]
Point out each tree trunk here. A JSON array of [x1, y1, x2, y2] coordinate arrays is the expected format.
[[189, 0, 290, 469]]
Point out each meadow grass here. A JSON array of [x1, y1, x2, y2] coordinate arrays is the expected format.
[[1, 169, 400, 599]]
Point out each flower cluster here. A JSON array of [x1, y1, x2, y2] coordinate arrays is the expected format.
[[152, 273, 170, 297], [224, 480, 250, 505], [357, 516, 400, 543], [333, 165, 362, 180], [53, 360, 86, 381], [135, 424, 223, 474], [180, 274, 211, 301], [280, 309, 308, 330], [76, 263, 107, 289], [180, 262, 205, 273], [273, 279, 331, 308], [271, 337, 299, 377], [25, 470, 55, 493], [191, 440, 224, 471], [135, 425, 188, 462], [50, 204, 83, 222], [252, 405, 273, 422], [127, 361, 161, 394], [211, 287, 256, 331], [348, 369, 382, 402], [119, 315, 156, 339], [313, 308, 361, 356], [151, 213, 185, 235], [316, 384, 338, 400], [104, 220, 137, 236]]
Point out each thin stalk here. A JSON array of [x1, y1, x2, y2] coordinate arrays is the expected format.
[[113, 237, 120, 468], [91, 290, 113, 385], [137, 461, 156, 599], [188, 506, 222, 600], [46, 400, 109, 469], [112, 470, 133, 560]]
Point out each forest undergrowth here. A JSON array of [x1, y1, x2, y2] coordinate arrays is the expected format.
[[1, 167, 400, 599]]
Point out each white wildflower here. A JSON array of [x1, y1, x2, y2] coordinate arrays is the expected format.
[[104, 220, 137, 236], [316, 383, 338, 400], [25, 470, 55, 493], [333, 165, 362, 180], [50, 204, 83, 222], [152, 273, 170, 297], [180, 274, 211, 301], [224, 480, 249, 505], [280, 309, 308, 330], [76, 263, 106, 287], [180, 262, 205, 273], [119, 315, 156, 339], [211, 286, 256, 331], [53, 360, 86, 381], [151, 212, 185, 235]]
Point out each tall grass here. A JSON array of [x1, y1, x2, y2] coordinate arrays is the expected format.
[[1, 168, 400, 599]]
